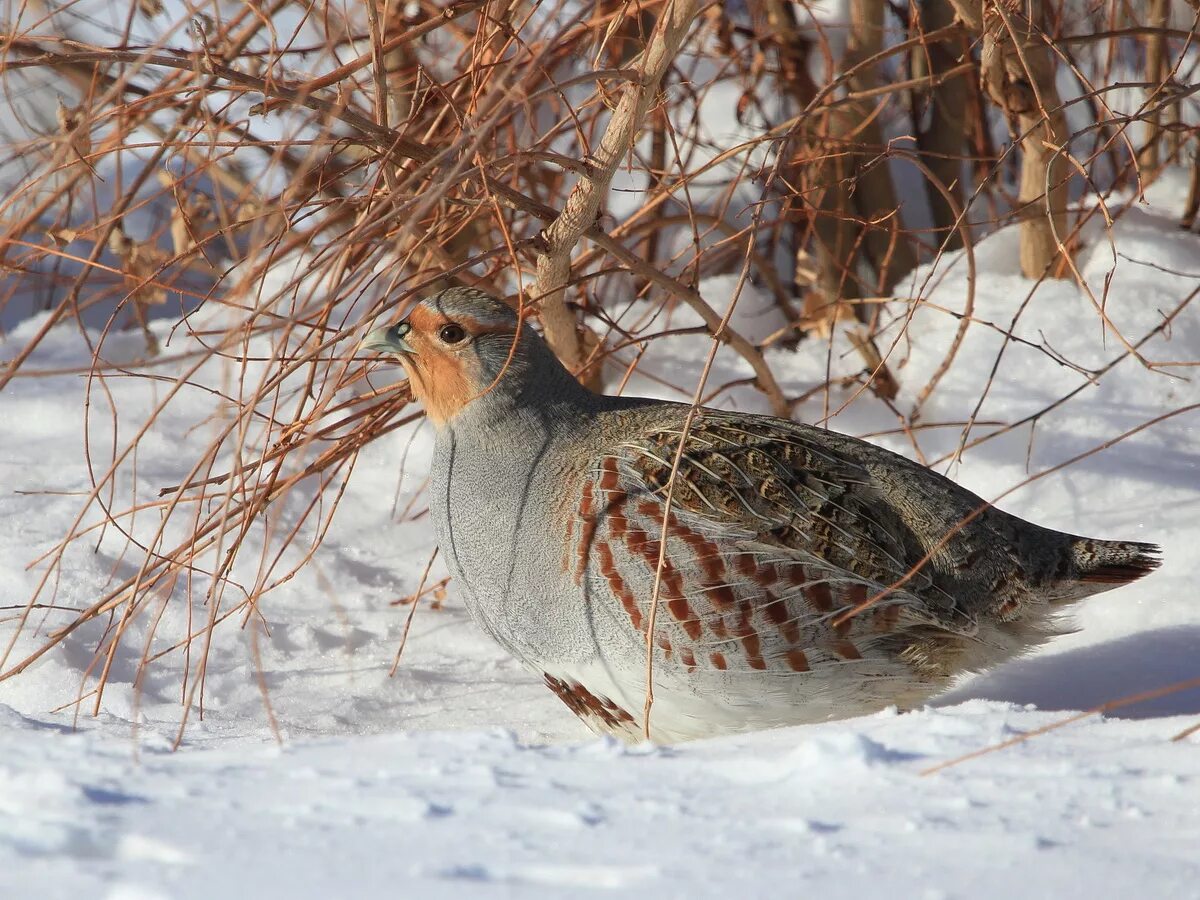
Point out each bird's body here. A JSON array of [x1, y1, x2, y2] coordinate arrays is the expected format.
[[363, 288, 1160, 742]]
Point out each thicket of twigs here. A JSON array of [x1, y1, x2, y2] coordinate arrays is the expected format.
[[1, 0, 1198, 742]]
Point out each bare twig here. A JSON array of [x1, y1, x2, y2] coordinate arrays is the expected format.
[[532, 0, 702, 377]]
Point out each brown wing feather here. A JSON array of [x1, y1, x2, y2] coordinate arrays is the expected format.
[[570, 415, 974, 677]]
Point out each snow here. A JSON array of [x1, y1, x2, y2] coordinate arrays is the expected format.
[[3, 705, 1198, 899], [2, 170, 1199, 896]]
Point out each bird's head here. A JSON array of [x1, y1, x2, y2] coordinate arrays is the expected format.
[[360, 287, 578, 426]]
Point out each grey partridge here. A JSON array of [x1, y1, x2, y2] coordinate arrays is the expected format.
[[361, 287, 1160, 742]]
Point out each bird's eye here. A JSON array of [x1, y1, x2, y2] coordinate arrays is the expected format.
[[438, 323, 467, 345]]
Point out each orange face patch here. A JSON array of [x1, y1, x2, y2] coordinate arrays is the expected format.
[[397, 306, 517, 425], [399, 348, 476, 426]]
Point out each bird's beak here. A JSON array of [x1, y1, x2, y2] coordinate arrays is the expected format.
[[360, 321, 416, 357]]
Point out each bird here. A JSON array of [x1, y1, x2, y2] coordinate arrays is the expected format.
[[360, 286, 1161, 743]]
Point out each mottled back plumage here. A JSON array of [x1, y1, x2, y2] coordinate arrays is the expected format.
[[362, 288, 1161, 742]]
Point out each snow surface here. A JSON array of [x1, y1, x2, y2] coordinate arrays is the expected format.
[[3, 706, 1198, 899], [2, 171, 1199, 897]]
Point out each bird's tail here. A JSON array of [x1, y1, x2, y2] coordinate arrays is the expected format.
[[1069, 537, 1162, 596]]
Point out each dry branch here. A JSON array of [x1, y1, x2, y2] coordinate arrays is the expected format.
[[532, 0, 702, 379]]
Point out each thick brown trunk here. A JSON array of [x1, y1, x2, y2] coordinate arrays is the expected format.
[[807, 128, 864, 327], [1183, 155, 1200, 231], [844, 0, 917, 292], [914, 0, 969, 251], [949, 0, 1070, 279], [1138, 0, 1170, 174], [759, 0, 859, 330], [762, 0, 899, 397]]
